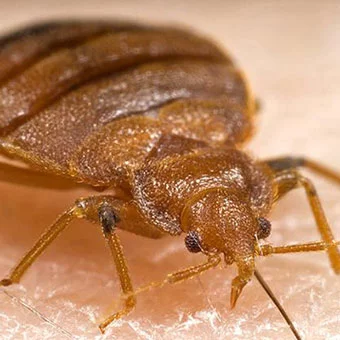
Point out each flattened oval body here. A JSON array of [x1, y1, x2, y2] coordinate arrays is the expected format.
[[0, 20, 256, 189]]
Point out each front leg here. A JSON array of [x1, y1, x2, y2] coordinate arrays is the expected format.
[[0, 195, 136, 333], [263, 156, 340, 273], [268, 169, 340, 273]]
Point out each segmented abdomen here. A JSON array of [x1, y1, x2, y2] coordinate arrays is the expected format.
[[0, 20, 255, 186]]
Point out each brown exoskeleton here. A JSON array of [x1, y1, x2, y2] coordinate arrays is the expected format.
[[0, 20, 339, 338]]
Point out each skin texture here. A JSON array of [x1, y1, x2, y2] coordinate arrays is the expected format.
[[0, 1, 340, 339]]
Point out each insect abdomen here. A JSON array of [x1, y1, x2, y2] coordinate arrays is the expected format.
[[0, 20, 255, 186]]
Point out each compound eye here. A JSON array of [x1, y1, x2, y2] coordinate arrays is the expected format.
[[257, 217, 271, 239], [185, 231, 202, 253]]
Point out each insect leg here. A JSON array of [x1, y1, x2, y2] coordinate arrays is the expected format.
[[272, 170, 340, 274], [0, 196, 120, 285], [166, 255, 221, 284], [0, 205, 78, 286], [97, 203, 135, 333], [256, 240, 340, 256], [130, 255, 221, 297], [114, 255, 221, 308], [264, 156, 340, 185], [0, 195, 136, 332]]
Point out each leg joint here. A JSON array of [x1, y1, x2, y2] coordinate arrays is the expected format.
[[73, 196, 121, 231], [295, 175, 318, 196], [266, 156, 305, 172], [98, 203, 120, 234]]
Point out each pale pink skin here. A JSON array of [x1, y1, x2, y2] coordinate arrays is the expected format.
[[0, 1, 340, 339]]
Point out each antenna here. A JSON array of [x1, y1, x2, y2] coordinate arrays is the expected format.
[[254, 270, 302, 340]]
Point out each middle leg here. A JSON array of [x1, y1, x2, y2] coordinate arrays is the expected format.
[[0, 195, 136, 333]]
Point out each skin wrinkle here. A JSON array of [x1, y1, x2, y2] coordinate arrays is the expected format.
[[0, 1, 340, 340]]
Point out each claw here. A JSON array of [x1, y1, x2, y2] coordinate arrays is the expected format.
[[0, 278, 12, 287], [98, 324, 106, 334]]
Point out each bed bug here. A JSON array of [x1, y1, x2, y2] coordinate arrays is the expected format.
[[0, 20, 339, 339]]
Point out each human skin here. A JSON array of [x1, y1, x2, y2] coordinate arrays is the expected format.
[[0, 1, 339, 339]]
